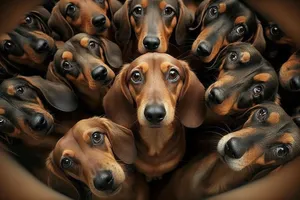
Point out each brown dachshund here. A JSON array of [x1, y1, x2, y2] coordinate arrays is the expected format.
[[104, 53, 206, 179], [159, 102, 300, 199], [191, 0, 265, 63], [47, 33, 123, 113], [48, 0, 122, 41], [205, 42, 279, 116], [47, 117, 148, 200], [113, 0, 194, 58]]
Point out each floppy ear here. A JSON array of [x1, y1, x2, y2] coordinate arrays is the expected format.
[[46, 152, 80, 200], [175, 0, 194, 45], [48, 5, 74, 41], [189, 0, 210, 31], [46, 62, 72, 89], [30, 7, 52, 35], [99, 37, 123, 68], [107, 0, 122, 18], [101, 118, 137, 164], [103, 65, 136, 128], [17, 76, 78, 112], [177, 61, 206, 128], [113, 0, 132, 46], [252, 20, 266, 54]]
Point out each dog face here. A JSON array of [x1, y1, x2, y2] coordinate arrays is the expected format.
[[279, 50, 300, 92], [113, 0, 194, 53], [0, 76, 77, 141], [191, 0, 265, 63], [217, 102, 300, 171], [264, 22, 294, 46], [205, 43, 279, 116], [47, 117, 136, 198], [104, 53, 206, 129], [49, 0, 121, 41]]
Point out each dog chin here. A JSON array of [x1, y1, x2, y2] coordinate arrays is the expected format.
[[223, 156, 247, 172], [92, 184, 122, 198]]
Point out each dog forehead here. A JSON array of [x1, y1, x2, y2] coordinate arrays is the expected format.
[[131, 53, 181, 68]]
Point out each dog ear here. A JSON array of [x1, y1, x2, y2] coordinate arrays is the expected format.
[[190, 0, 210, 31], [103, 65, 136, 128], [17, 76, 78, 112], [29, 7, 52, 35], [46, 152, 80, 200], [107, 0, 122, 18], [177, 61, 206, 128], [48, 5, 74, 41], [113, 0, 132, 46], [46, 62, 72, 89], [252, 20, 266, 54], [175, 0, 194, 45], [99, 37, 123, 68], [100, 118, 137, 164]]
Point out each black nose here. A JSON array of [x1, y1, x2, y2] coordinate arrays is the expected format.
[[30, 114, 47, 131], [293, 117, 300, 127], [197, 41, 212, 57], [35, 39, 49, 53], [290, 76, 300, 90], [92, 15, 106, 28], [91, 66, 108, 81], [144, 104, 166, 124], [208, 88, 225, 104], [143, 37, 160, 51], [224, 138, 247, 159], [93, 170, 114, 191]]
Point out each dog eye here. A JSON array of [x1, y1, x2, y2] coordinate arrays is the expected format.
[[61, 157, 73, 169], [228, 52, 238, 62], [163, 6, 174, 17], [208, 6, 218, 18], [3, 40, 16, 53], [62, 61, 73, 70], [270, 25, 281, 36], [236, 25, 245, 36], [0, 118, 5, 126], [25, 15, 33, 25], [89, 41, 98, 49], [131, 71, 143, 84], [91, 132, 104, 145], [167, 68, 180, 83], [66, 3, 77, 17], [16, 86, 25, 94], [273, 145, 290, 158], [133, 6, 143, 17], [256, 108, 268, 122], [253, 85, 263, 97]]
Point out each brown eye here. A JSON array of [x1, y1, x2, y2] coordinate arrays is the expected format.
[[16, 86, 25, 94], [61, 157, 73, 169], [133, 6, 143, 17], [25, 16, 33, 24], [62, 61, 73, 70], [131, 71, 143, 84], [253, 85, 263, 97], [208, 6, 218, 18], [236, 25, 245, 36], [0, 118, 5, 125], [228, 52, 238, 62], [3, 40, 15, 53], [163, 6, 174, 16], [66, 3, 77, 17], [256, 108, 268, 122], [270, 25, 281, 36], [274, 145, 289, 158], [167, 68, 180, 83], [91, 132, 104, 145], [89, 41, 97, 49]]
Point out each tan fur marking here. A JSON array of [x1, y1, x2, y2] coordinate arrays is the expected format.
[[0, 108, 5, 114], [214, 75, 235, 87], [7, 85, 15, 95], [253, 73, 272, 82], [141, 0, 148, 8], [241, 52, 250, 63], [161, 62, 170, 73], [219, 3, 226, 13], [63, 150, 75, 157], [80, 37, 89, 48], [277, 133, 295, 144], [159, 1, 167, 10], [267, 112, 280, 124], [62, 51, 73, 60], [235, 16, 246, 24]]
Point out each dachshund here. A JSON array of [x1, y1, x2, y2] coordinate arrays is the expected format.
[[46, 117, 148, 200], [103, 53, 206, 179], [48, 0, 122, 41], [0, 75, 78, 183], [0, 7, 56, 80], [113, 0, 194, 59], [205, 42, 279, 117], [191, 0, 266, 63], [158, 102, 300, 199], [47, 33, 122, 113]]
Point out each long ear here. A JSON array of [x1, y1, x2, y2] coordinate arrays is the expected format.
[[189, 0, 210, 31], [252, 20, 266, 54], [46, 62, 72, 89], [99, 37, 123, 68], [175, 0, 194, 45], [103, 65, 136, 128], [107, 0, 122, 17], [46, 152, 80, 200], [113, 0, 132, 46], [177, 61, 206, 128], [101, 118, 137, 164], [48, 5, 74, 41], [17, 76, 78, 112], [30, 7, 52, 34]]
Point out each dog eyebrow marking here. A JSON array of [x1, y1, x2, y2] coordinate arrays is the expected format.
[[214, 75, 235, 87], [253, 73, 271, 82], [219, 3, 226, 13], [138, 62, 149, 73], [83, 131, 90, 143], [80, 37, 89, 48], [267, 112, 280, 124], [277, 133, 295, 144], [63, 149, 75, 157], [0, 108, 5, 114], [141, 0, 148, 8], [62, 51, 73, 60], [241, 52, 250, 63], [161, 62, 171, 73], [7, 85, 15, 96], [235, 16, 246, 25], [159, 1, 167, 10]]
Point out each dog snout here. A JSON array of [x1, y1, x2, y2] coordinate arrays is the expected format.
[[224, 138, 247, 159], [93, 170, 114, 191], [290, 76, 300, 90], [92, 15, 106, 28], [35, 39, 50, 53], [197, 41, 212, 57], [29, 113, 48, 131], [144, 104, 166, 124], [208, 88, 225, 104], [91, 66, 108, 81], [143, 36, 160, 51]]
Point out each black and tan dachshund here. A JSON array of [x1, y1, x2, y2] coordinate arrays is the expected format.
[[47, 33, 123, 113], [191, 0, 265, 63], [159, 102, 300, 199]]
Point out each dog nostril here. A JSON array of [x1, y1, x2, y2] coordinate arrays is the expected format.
[[208, 88, 224, 104], [92, 15, 106, 27], [143, 37, 160, 51], [196, 41, 212, 57], [35, 39, 49, 52], [93, 170, 114, 191], [30, 114, 47, 131], [91, 66, 108, 81], [144, 104, 166, 124], [224, 138, 246, 159], [290, 76, 300, 90]]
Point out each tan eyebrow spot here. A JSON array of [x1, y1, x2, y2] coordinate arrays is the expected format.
[[214, 75, 235, 87], [277, 133, 295, 144], [235, 16, 246, 24], [7, 85, 15, 95], [63, 150, 75, 157], [80, 37, 89, 48], [138, 62, 149, 73], [161, 62, 170, 73], [159, 1, 167, 10], [253, 73, 272, 82], [62, 51, 73, 60], [241, 52, 250, 63], [83, 131, 90, 143], [141, 0, 148, 8], [0, 108, 5, 114], [267, 112, 280, 124], [219, 3, 226, 13]]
